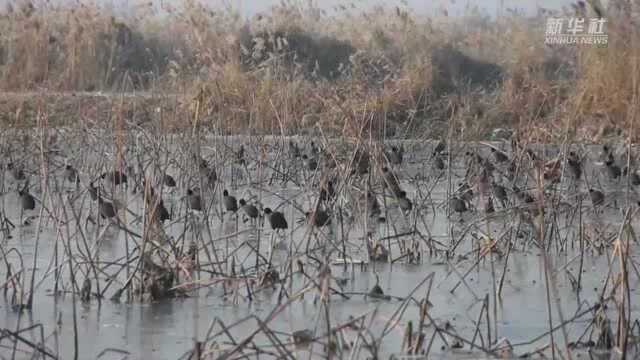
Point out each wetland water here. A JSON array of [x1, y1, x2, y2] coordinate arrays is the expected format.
[[1, 134, 639, 359]]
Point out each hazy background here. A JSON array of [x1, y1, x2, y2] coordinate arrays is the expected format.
[[231, 0, 571, 15], [214, 0, 574, 17], [0, 0, 577, 17]]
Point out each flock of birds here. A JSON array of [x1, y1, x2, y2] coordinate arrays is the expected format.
[[3, 140, 334, 233], [4, 135, 640, 319], [3, 136, 638, 240]]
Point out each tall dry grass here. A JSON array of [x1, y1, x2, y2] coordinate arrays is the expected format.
[[0, 0, 637, 140]]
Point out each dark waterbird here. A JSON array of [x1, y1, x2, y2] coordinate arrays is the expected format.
[[163, 174, 177, 188], [513, 185, 534, 204], [302, 209, 331, 228], [64, 164, 79, 183], [457, 182, 474, 203], [491, 182, 508, 207], [473, 152, 495, 173], [150, 199, 170, 222], [309, 141, 319, 156], [198, 160, 217, 186], [605, 159, 621, 180], [368, 236, 389, 262], [319, 179, 335, 204], [264, 208, 288, 232], [450, 196, 468, 214], [7, 162, 25, 181], [222, 189, 238, 213], [631, 171, 640, 186], [97, 197, 117, 219], [365, 191, 382, 219], [542, 158, 562, 182], [381, 167, 402, 197], [567, 151, 582, 179], [235, 145, 245, 165], [397, 191, 412, 212], [589, 189, 605, 206], [88, 182, 99, 201], [101, 170, 127, 186], [292, 329, 314, 348], [289, 141, 301, 159], [484, 196, 495, 213], [18, 185, 35, 211], [239, 199, 259, 223], [433, 140, 446, 155], [506, 160, 518, 180], [260, 267, 281, 287], [623, 167, 640, 186], [465, 151, 485, 170], [433, 154, 445, 170], [367, 273, 388, 299], [387, 145, 404, 166], [490, 147, 509, 163], [525, 148, 539, 162], [143, 181, 170, 222], [601, 145, 613, 161], [301, 154, 318, 171], [186, 189, 202, 211], [352, 149, 370, 175]]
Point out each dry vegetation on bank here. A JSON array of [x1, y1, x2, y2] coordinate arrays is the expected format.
[[0, 0, 637, 141]]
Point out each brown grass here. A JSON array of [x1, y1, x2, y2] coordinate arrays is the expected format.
[[0, 0, 637, 141]]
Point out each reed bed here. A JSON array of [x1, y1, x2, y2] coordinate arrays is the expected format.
[[0, 99, 639, 358], [0, 0, 637, 140]]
